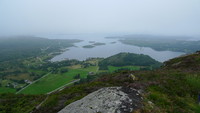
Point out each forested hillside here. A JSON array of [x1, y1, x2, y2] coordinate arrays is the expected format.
[[0, 36, 81, 62], [99, 53, 162, 70]]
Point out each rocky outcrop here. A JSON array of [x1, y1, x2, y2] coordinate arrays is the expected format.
[[58, 87, 142, 113]]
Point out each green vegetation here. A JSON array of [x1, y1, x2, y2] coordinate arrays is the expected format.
[[99, 52, 162, 70], [1, 52, 200, 113], [19, 69, 91, 94], [82, 42, 105, 48], [186, 75, 200, 90], [0, 37, 81, 93], [0, 36, 81, 62], [18, 65, 98, 94], [1, 36, 200, 113], [108, 66, 140, 72], [118, 35, 200, 53], [0, 93, 44, 113], [138, 52, 200, 112], [16, 52, 160, 95], [0, 87, 16, 93], [140, 70, 200, 113], [31, 52, 200, 113], [35, 82, 112, 113], [164, 52, 200, 71]]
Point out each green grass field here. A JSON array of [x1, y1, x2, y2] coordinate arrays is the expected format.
[[80, 66, 98, 72], [19, 66, 98, 95], [108, 66, 140, 72], [0, 87, 16, 93], [15, 65, 140, 95]]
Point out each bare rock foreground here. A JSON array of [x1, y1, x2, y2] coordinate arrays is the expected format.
[[58, 87, 142, 113]]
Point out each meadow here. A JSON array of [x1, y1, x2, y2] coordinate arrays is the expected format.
[[18, 66, 98, 94]]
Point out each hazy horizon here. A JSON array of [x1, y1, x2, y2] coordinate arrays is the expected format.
[[0, 0, 200, 37]]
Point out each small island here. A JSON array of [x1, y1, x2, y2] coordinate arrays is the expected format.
[[82, 42, 106, 49], [82, 45, 95, 48], [93, 42, 106, 46], [110, 42, 116, 44]]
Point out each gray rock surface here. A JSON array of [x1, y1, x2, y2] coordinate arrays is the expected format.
[[58, 87, 142, 113]]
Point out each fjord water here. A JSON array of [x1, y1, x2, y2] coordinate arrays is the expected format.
[[38, 34, 185, 62]]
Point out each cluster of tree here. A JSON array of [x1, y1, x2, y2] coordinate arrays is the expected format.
[[51, 68, 69, 74], [36, 60, 80, 71], [98, 53, 162, 70], [82, 62, 96, 68], [10, 79, 25, 84], [73, 74, 80, 79], [0, 70, 26, 79], [75, 72, 106, 85]]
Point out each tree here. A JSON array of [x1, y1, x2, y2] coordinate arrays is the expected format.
[[73, 74, 80, 79]]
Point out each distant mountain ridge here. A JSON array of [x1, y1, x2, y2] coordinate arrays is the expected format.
[[0, 36, 81, 62]]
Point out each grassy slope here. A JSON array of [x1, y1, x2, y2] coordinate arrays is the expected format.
[[136, 70, 200, 113], [108, 65, 140, 72], [138, 53, 200, 112], [0, 93, 45, 113]]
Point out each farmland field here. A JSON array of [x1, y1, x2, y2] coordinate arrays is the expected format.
[[0, 87, 16, 93], [18, 67, 98, 94]]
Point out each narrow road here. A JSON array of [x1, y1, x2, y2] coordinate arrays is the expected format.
[[16, 72, 52, 94], [47, 79, 80, 94], [31, 79, 80, 112]]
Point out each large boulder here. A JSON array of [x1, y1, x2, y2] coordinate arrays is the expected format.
[[58, 87, 142, 113]]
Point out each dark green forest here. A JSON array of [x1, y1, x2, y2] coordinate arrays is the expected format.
[[99, 52, 162, 70]]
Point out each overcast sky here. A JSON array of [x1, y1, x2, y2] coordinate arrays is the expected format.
[[0, 0, 200, 36]]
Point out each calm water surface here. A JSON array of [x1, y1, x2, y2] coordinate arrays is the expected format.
[[38, 34, 185, 62]]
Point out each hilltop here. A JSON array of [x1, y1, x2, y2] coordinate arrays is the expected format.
[[99, 52, 162, 70]]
